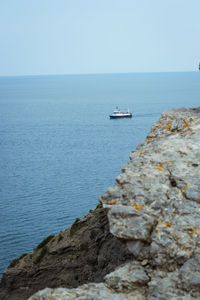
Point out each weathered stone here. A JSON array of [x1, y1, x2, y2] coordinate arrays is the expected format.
[[104, 261, 149, 292], [127, 240, 149, 260], [28, 284, 146, 300], [185, 185, 200, 203], [180, 254, 200, 292], [108, 205, 156, 241]]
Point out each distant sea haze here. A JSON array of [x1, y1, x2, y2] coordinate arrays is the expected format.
[[0, 72, 199, 276]]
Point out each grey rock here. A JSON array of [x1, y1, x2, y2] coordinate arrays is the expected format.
[[185, 186, 200, 203], [127, 240, 150, 259], [28, 284, 146, 300], [180, 254, 200, 292], [104, 261, 149, 292], [108, 205, 156, 241]]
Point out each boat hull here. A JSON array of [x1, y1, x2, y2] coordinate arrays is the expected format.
[[110, 114, 132, 119]]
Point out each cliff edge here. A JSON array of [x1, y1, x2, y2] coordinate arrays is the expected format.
[[2, 107, 200, 300]]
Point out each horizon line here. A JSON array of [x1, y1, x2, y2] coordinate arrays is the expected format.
[[0, 70, 198, 78]]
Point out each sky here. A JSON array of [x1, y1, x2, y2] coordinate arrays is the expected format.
[[0, 0, 200, 76]]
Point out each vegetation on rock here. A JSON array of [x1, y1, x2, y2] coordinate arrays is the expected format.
[[36, 235, 54, 250], [34, 246, 48, 264]]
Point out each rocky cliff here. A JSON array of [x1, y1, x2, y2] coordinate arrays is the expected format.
[[1, 108, 200, 300], [0, 205, 132, 300]]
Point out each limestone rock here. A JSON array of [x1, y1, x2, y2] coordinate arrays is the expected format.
[[180, 254, 200, 292], [104, 261, 149, 292], [107, 205, 156, 241], [28, 284, 146, 300]]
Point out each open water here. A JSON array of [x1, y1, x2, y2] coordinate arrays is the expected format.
[[0, 72, 200, 276]]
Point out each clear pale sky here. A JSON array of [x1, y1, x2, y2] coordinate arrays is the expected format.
[[0, 0, 200, 76]]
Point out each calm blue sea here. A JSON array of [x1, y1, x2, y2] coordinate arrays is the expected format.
[[0, 72, 199, 276]]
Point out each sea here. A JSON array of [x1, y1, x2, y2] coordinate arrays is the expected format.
[[0, 72, 199, 277]]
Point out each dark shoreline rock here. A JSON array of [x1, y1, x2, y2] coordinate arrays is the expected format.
[[0, 205, 133, 300]]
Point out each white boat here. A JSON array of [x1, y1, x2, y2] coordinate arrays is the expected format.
[[109, 107, 132, 119]]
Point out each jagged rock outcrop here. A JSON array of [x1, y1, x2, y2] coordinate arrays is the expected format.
[[27, 108, 200, 300], [0, 206, 132, 300]]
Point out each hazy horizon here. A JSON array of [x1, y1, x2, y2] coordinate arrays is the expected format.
[[0, 70, 198, 78]]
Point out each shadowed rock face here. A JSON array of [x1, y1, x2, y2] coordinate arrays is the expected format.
[[0, 206, 133, 300], [2, 108, 200, 300]]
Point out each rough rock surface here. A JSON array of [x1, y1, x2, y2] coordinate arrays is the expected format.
[[3, 108, 200, 300], [0, 206, 132, 300]]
